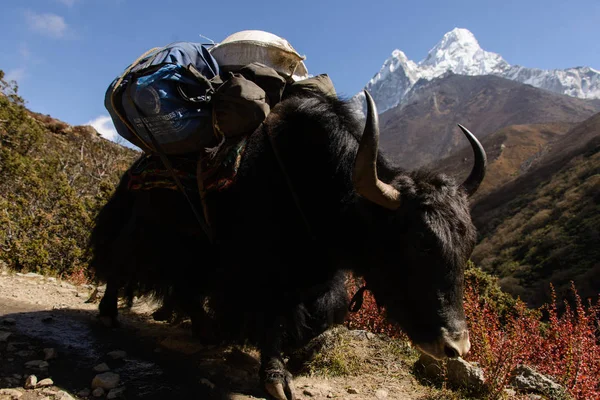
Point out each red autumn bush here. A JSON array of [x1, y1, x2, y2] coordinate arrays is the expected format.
[[344, 271, 600, 399]]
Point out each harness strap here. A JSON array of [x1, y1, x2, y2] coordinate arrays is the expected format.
[[125, 88, 214, 244], [265, 117, 314, 240], [109, 47, 161, 153]]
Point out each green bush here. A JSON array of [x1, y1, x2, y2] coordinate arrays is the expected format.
[[0, 70, 138, 279]]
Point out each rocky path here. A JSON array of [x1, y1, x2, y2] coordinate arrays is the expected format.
[[0, 267, 432, 400]]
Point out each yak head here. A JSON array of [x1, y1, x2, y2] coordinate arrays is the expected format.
[[352, 91, 486, 360]]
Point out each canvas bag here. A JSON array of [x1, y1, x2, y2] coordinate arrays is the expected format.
[[105, 42, 220, 154], [211, 71, 272, 138]]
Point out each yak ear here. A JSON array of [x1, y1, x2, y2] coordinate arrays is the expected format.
[[457, 124, 487, 196], [353, 90, 402, 210]]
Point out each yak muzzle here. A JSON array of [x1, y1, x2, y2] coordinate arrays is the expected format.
[[416, 328, 471, 360]]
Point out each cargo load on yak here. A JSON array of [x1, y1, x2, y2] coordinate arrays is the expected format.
[[104, 30, 337, 239]]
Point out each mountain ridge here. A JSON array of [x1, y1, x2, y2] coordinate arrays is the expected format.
[[352, 28, 600, 116]]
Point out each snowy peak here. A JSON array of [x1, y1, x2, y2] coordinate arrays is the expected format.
[[353, 28, 600, 116], [421, 28, 482, 66], [419, 28, 509, 76]]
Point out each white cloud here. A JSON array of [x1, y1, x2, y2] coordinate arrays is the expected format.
[[87, 115, 118, 141], [25, 11, 68, 39], [5, 68, 26, 83], [86, 115, 140, 150]]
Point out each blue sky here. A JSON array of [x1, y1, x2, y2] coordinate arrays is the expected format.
[[1, 0, 598, 142]]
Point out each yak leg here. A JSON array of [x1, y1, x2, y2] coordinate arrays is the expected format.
[[98, 277, 120, 327], [260, 318, 296, 400]]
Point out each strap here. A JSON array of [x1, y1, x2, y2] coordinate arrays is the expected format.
[[125, 86, 214, 244], [265, 118, 314, 240], [109, 47, 162, 153]]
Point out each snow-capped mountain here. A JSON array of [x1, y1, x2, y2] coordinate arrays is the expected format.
[[352, 28, 600, 116]]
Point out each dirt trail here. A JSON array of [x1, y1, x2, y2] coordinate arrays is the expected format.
[[0, 268, 432, 400]]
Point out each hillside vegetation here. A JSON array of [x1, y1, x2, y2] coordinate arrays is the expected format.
[[471, 112, 600, 307], [0, 70, 138, 278]]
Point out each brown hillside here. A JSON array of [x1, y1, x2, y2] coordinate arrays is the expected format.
[[430, 122, 575, 200], [379, 74, 600, 170], [469, 112, 600, 307]]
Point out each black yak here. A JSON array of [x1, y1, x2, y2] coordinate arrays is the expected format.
[[89, 90, 486, 400]]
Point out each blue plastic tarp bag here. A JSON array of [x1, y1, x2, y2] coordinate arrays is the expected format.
[[105, 42, 220, 154]]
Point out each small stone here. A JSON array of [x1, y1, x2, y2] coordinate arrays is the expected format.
[[41, 389, 58, 396], [303, 389, 315, 397], [7, 358, 14, 362], [55, 391, 75, 400], [12, 374, 22, 379], [24, 374, 38, 388], [93, 363, 110, 372], [91, 372, 120, 390], [107, 350, 127, 360], [0, 388, 23, 398], [7, 343, 17, 352], [0, 331, 12, 342], [47, 277, 57, 282], [446, 358, 485, 389], [78, 388, 91, 397], [36, 378, 54, 387], [375, 389, 388, 399], [347, 387, 359, 394], [24, 360, 49, 369], [15, 350, 35, 358], [107, 387, 126, 399], [2, 318, 16, 326], [366, 332, 376, 340], [43, 348, 58, 360], [510, 365, 566, 397], [92, 387, 105, 397], [199, 378, 215, 389], [327, 393, 334, 398]]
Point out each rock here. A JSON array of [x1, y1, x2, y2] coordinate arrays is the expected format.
[[15, 350, 35, 358], [91, 372, 120, 390], [78, 388, 91, 397], [366, 332, 376, 340], [47, 277, 57, 282], [92, 387, 105, 397], [24, 360, 49, 370], [55, 390, 75, 400], [327, 393, 334, 398], [41, 389, 58, 396], [510, 365, 568, 397], [2, 318, 16, 326], [375, 389, 388, 399], [199, 378, 215, 389], [347, 387, 359, 394], [6, 344, 17, 352], [93, 363, 110, 372], [36, 378, 54, 387], [24, 375, 38, 389], [107, 350, 127, 360], [107, 387, 126, 399], [446, 358, 485, 389], [0, 389, 23, 398], [0, 331, 12, 342], [43, 348, 58, 360], [303, 388, 315, 397], [415, 354, 444, 380]]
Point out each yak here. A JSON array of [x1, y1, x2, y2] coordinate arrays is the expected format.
[[88, 90, 486, 400]]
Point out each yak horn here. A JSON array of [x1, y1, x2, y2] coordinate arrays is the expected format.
[[353, 90, 402, 210], [457, 124, 487, 196]]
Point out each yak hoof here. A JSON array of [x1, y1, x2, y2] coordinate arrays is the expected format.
[[265, 382, 295, 400]]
